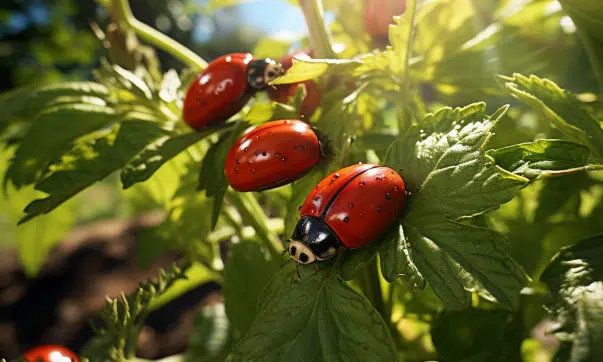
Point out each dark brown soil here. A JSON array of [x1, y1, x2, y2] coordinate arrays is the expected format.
[[0, 213, 222, 360]]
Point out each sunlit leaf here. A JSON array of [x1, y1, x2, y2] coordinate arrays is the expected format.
[[121, 123, 231, 189], [387, 0, 417, 74], [6, 103, 117, 189], [231, 262, 397, 361], [19, 120, 168, 224], [385, 104, 531, 309], [0, 82, 109, 129], [501, 73, 603, 161], [270, 58, 361, 85], [486, 139, 597, 180]]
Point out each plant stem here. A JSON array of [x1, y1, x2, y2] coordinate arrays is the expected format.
[[299, 0, 335, 58], [112, 0, 208, 70], [364, 257, 388, 323], [225, 191, 284, 264]]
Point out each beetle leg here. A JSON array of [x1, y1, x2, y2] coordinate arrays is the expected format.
[[314, 261, 319, 274], [296, 263, 301, 279], [281, 248, 288, 256], [281, 258, 293, 268]]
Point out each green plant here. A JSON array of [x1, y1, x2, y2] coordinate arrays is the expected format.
[[1, 0, 603, 361]]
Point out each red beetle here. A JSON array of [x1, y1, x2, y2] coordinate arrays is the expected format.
[[286, 164, 406, 271], [182, 53, 285, 130], [22, 345, 79, 362], [363, 0, 407, 42], [224, 120, 324, 192], [266, 51, 322, 119]]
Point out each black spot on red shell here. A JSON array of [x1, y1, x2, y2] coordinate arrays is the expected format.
[[343, 216, 350, 222], [360, 213, 364, 217], [281, 157, 287, 162], [236, 160, 241, 164], [359, 181, 366, 186], [348, 203, 354, 208], [262, 151, 267, 156], [255, 152, 259, 156], [386, 193, 391, 200], [275, 152, 281, 156], [313, 195, 319, 201], [377, 207, 381, 212], [333, 174, 340, 179], [251, 169, 255, 174], [244, 148, 248, 152], [296, 132, 300, 135], [248, 161, 252, 165], [376, 176, 382, 181]]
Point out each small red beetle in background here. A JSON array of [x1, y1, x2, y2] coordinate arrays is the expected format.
[[182, 53, 285, 130], [363, 0, 407, 44], [267, 51, 322, 120], [224, 120, 325, 192], [286, 164, 406, 273], [22, 345, 79, 362]]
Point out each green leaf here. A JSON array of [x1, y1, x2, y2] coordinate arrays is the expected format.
[[19, 120, 168, 224], [557, 0, 603, 92], [186, 303, 232, 362], [404, 221, 528, 309], [223, 240, 279, 336], [6, 103, 117, 189], [270, 58, 361, 85], [0, 82, 109, 128], [198, 128, 241, 230], [500, 74, 603, 161], [231, 262, 397, 361], [385, 104, 532, 309], [0, 150, 77, 277], [340, 241, 378, 281], [431, 308, 521, 362], [121, 123, 231, 189], [387, 0, 417, 74], [245, 103, 300, 125], [378, 223, 425, 288], [486, 139, 595, 180], [384, 102, 488, 192], [540, 234, 603, 362]]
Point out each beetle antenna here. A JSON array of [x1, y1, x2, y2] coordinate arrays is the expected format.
[[281, 247, 289, 256], [296, 263, 301, 279]]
